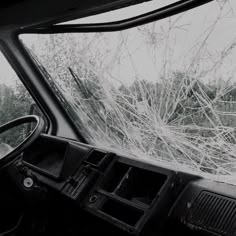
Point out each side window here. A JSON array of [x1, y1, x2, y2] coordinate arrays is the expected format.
[[0, 51, 44, 148]]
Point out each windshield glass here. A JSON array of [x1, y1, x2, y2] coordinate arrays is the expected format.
[[20, 0, 236, 183]]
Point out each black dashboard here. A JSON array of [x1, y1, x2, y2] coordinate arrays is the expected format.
[[8, 134, 236, 236]]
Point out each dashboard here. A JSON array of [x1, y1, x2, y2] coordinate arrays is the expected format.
[[10, 134, 236, 236]]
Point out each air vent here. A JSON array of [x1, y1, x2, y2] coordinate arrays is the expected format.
[[187, 191, 236, 236]]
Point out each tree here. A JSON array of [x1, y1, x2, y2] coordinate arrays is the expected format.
[[0, 83, 33, 147]]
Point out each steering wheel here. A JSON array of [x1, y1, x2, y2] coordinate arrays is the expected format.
[[0, 115, 45, 169]]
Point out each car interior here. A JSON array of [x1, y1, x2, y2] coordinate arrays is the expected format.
[[1, 0, 236, 235]]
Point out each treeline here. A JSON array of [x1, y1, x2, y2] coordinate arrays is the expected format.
[[50, 66, 236, 146], [2, 63, 236, 150]]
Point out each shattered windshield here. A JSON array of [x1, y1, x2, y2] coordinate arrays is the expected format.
[[20, 0, 236, 183]]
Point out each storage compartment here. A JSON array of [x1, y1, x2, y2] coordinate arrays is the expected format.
[[116, 167, 167, 205], [86, 150, 107, 166], [100, 161, 167, 206], [100, 162, 130, 192], [23, 135, 92, 180], [100, 199, 144, 226], [86, 160, 173, 234]]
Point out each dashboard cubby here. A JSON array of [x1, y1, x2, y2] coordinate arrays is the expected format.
[[86, 160, 170, 233], [100, 162, 167, 206], [23, 135, 90, 180]]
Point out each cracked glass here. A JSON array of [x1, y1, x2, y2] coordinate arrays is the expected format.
[[20, 0, 236, 183]]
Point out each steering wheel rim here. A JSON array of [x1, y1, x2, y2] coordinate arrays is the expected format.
[[0, 115, 45, 169]]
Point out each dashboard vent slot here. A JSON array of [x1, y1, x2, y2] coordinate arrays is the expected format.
[[187, 191, 236, 236]]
